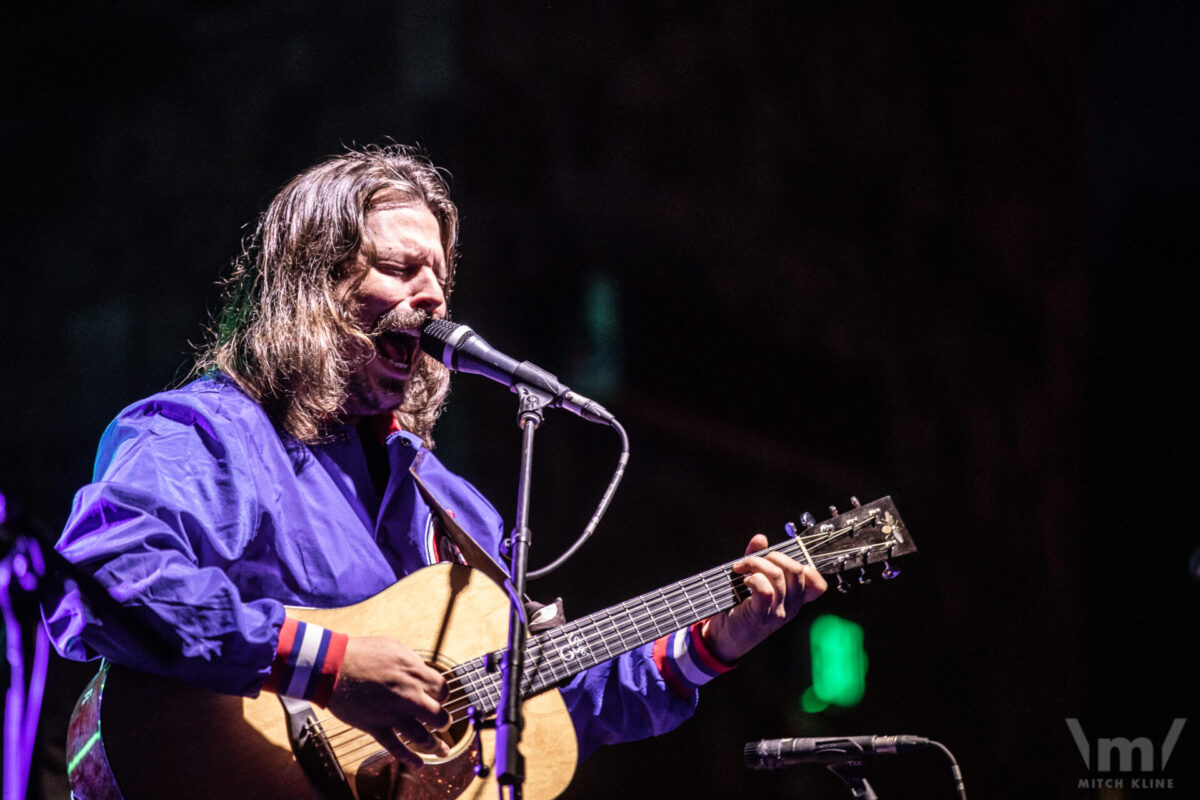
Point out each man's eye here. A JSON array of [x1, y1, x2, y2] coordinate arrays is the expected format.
[[380, 263, 416, 275]]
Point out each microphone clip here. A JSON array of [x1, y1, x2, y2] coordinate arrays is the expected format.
[[514, 383, 555, 428], [827, 760, 879, 800]]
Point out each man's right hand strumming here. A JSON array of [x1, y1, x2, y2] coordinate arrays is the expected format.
[[326, 636, 451, 770]]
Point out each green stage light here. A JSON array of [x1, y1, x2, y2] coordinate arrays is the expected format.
[[801, 685, 830, 713], [809, 614, 867, 708]]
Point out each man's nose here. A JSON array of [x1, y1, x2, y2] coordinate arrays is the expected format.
[[408, 268, 446, 317]]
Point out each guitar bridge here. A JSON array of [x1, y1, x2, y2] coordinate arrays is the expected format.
[[280, 696, 355, 800]]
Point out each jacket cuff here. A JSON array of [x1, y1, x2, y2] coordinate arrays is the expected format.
[[261, 618, 348, 708], [652, 620, 737, 698]]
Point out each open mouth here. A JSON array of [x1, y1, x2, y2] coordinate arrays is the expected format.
[[375, 329, 419, 372]]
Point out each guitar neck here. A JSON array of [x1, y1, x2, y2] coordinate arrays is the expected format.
[[449, 496, 911, 715], [523, 560, 751, 692]]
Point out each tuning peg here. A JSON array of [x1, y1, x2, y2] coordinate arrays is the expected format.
[[828, 505, 839, 518], [850, 496, 861, 508], [880, 546, 900, 579], [799, 512, 816, 528], [857, 566, 872, 585], [784, 522, 798, 538], [835, 573, 851, 593]]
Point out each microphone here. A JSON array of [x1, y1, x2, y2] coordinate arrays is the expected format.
[[420, 319, 616, 424], [744, 735, 930, 769]]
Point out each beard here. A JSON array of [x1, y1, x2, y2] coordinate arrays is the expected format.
[[340, 308, 445, 420]]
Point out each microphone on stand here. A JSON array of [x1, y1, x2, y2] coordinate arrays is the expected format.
[[420, 319, 616, 424], [744, 735, 930, 769], [744, 735, 969, 800]]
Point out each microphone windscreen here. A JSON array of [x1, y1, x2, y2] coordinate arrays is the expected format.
[[420, 318, 458, 352], [743, 741, 770, 769]]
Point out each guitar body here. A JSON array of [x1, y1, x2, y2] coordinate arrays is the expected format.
[[67, 563, 579, 800]]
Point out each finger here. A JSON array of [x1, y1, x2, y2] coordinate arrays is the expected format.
[[759, 555, 825, 611], [743, 533, 770, 557], [392, 688, 451, 732], [412, 735, 452, 758], [394, 718, 450, 758], [424, 671, 450, 703], [741, 572, 775, 614], [760, 549, 806, 579], [735, 564, 785, 618], [418, 682, 453, 728], [802, 565, 829, 600], [418, 703, 452, 732], [734, 554, 787, 600], [368, 726, 422, 772], [406, 658, 449, 698], [762, 551, 809, 597]]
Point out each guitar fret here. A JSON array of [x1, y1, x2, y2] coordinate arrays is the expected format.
[[680, 580, 701, 622], [450, 659, 498, 717], [623, 602, 645, 642], [647, 589, 677, 637], [609, 607, 632, 650], [545, 632, 570, 685], [522, 639, 545, 695], [592, 616, 616, 660], [525, 632, 556, 694], [636, 596, 655, 638]]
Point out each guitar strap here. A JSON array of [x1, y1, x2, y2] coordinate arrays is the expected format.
[[409, 466, 566, 633]]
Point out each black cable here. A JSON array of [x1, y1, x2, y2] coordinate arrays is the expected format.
[[928, 739, 968, 800], [527, 418, 629, 579]]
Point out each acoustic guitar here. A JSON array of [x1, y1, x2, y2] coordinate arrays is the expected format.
[[67, 496, 914, 800]]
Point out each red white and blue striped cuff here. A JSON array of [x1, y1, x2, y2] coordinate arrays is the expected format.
[[653, 621, 737, 698], [262, 618, 348, 708]]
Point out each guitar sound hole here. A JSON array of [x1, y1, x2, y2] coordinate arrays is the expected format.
[[357, 716, 481, 800], [412, 651, 477, 766]]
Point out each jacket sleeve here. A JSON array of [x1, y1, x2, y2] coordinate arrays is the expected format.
[[560, 642, 700, 761], [42, 396, 285, 696]]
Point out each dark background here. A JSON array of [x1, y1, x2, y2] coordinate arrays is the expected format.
[[3, 2, 1197, 798]]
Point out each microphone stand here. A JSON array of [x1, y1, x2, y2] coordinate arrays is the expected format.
[[495, 384, 553, 800], [827, 761, 880, 800]]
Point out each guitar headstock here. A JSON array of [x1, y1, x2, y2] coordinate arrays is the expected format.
[[784, 496, 915, 589]]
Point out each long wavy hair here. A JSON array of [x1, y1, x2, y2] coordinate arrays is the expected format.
[[195, 144, 458, 446]]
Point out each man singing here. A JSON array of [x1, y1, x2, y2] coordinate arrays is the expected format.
[[45, 144, 826, 796]]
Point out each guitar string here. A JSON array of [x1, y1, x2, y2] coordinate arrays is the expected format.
[[506, 534, 873, 696], [429, 529, 857, 714], [313, 529, 886, 758], [320, 528, 885, 747], [312, 521, 895, 763], [503, 523, 882, 694], [491, 529, 892, 711]]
